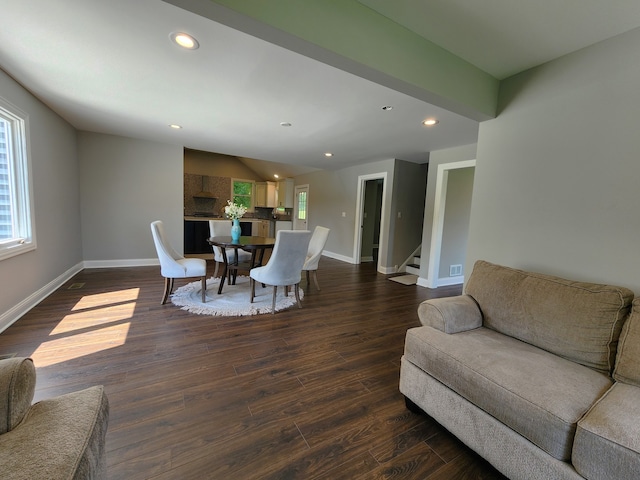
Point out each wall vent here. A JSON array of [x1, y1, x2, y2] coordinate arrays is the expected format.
[[450, 264, 462, 277]]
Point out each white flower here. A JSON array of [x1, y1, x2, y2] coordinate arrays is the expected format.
[[224, 200, 247, 220]]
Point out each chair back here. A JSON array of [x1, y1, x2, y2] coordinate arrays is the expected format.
[[209, 220, 232, 262], [303, 226, 330, 271], [256, 230, 312, 286], [150, 221, 185, 278]]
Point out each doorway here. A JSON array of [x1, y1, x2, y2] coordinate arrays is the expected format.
[[293, 184, 309, 230], [425, 160, 476, 288], [361, 179, 383, 263], [353, 172, 388, 271]]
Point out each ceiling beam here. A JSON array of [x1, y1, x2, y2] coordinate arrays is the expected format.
[[163, 0, 499, 121]]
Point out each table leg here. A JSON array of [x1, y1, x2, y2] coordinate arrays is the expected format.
[[218, 248, 228, 294]]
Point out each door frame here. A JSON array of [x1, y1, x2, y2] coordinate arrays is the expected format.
[[353, 172, 388, 271], [425, 159, 476, 288]]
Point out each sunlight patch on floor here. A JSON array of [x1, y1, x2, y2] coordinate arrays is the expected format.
[[30, 288, 139, 367], [71, 288, 140, 311]]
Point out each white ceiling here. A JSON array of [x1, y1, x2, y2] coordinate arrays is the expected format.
[[1, 1, 639, 178]]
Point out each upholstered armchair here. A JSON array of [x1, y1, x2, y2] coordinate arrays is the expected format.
[[150, 220, 207, 304], [208, 220, 251, 277], [302, 226, 330, 290], [0, 357, 109, 479], [250, 230, 312, 313]]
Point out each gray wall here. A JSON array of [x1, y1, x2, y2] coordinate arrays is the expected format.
[[294, 159, 396, 268], [79, 132, 183, 263], [391, 159, 428, 268], [467, 27, 640, 292], [439, 167, 474, 278], [0, 68, 82, 329]]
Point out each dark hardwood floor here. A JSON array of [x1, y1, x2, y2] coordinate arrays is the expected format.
[[0, 258, 506, 479]]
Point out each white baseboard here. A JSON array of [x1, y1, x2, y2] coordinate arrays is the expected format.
[[416, 275, 464, 289], [438, 275, 464, 287], [83, 258, 159, 269], [378, 265, 397, 274], [321, 250, 355, 264], [0, 261, 84, 334]]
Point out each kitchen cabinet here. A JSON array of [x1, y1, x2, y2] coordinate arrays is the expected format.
[[184, 220, 211, 254], [255, 181, 276, 207], [254, 220, 271, 237], [276, 178, 294, 208]]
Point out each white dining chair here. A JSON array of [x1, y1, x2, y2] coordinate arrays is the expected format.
[[250, 230, 312, 314], [209, 220, 252, 277], [150, 220, 207, 305], [302, 226, 330, 291]]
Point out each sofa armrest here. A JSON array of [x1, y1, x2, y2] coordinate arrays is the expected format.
[[0, 357, 35, 435], [417, 295, 482, 333]]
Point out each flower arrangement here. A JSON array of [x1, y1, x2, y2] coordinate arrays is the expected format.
[[224, 200, 247, 220]]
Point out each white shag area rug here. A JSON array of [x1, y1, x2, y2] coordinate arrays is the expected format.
[[171, 275, 303, 316]]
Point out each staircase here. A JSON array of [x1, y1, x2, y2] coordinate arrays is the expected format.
[[405, 254, 421, 276]]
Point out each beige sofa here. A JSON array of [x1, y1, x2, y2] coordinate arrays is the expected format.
[[399, 260, 640, 480], [0, 357, 109, 479]]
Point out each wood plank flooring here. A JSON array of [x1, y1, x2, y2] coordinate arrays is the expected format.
[[0, 258, 506, 479]]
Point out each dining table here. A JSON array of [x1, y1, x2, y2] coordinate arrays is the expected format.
[[207, 235, 276, 294]]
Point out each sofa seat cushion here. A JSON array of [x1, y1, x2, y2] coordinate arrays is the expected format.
[[0, 385, 109, 480], [572, 382, 640, 480], [404, 326, 613, 460], [465, 260, 634, 374]]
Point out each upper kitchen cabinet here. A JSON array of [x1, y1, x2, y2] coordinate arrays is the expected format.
[[276, 178, 294, 208], [255, 181, 277, 208]]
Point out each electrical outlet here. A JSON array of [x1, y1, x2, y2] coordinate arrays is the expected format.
[[450, 264, 462, 276], [342, 212, 346, 217]]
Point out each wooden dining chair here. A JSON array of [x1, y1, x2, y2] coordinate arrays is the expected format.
[[249, 230, 312, 314], [150, 220, 207, 304]]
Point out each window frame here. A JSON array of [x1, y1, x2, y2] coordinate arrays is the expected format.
[[231, 178, 255, 212], [0, 97, 35, 261]]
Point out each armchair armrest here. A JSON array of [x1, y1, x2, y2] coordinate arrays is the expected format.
[[417, 295, 482, 333], [0, 357, 35, 434]]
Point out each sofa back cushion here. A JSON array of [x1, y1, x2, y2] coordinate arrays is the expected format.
[[465, 260, 634, 374], [613, 298, 640, 386], [0, 357, 35, 434]]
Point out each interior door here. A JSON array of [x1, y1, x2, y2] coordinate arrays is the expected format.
[[293, 185, 309, 230]]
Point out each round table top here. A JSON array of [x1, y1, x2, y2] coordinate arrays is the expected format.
[[207, 236, 276, 248]]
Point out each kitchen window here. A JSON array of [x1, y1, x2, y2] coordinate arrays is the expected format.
[[231, 179, 254, 210], [0, 98, 35, 261]]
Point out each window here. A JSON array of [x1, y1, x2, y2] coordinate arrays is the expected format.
[[0, 98, 35, 261], [231, 179, 254, 210], [297, 190, 307, 220]]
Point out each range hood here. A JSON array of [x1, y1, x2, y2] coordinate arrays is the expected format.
[[193, 175, 217, 199]]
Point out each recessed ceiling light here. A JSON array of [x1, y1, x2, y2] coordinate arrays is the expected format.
[[280, 122, 292, 127], [382, 106, 393, 111], [169, 124, 182, 129], [274, 174, 279, 179], [422, 118, 439, 126], [170, 32, 199, 50], [324, 152, 333, 157]]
